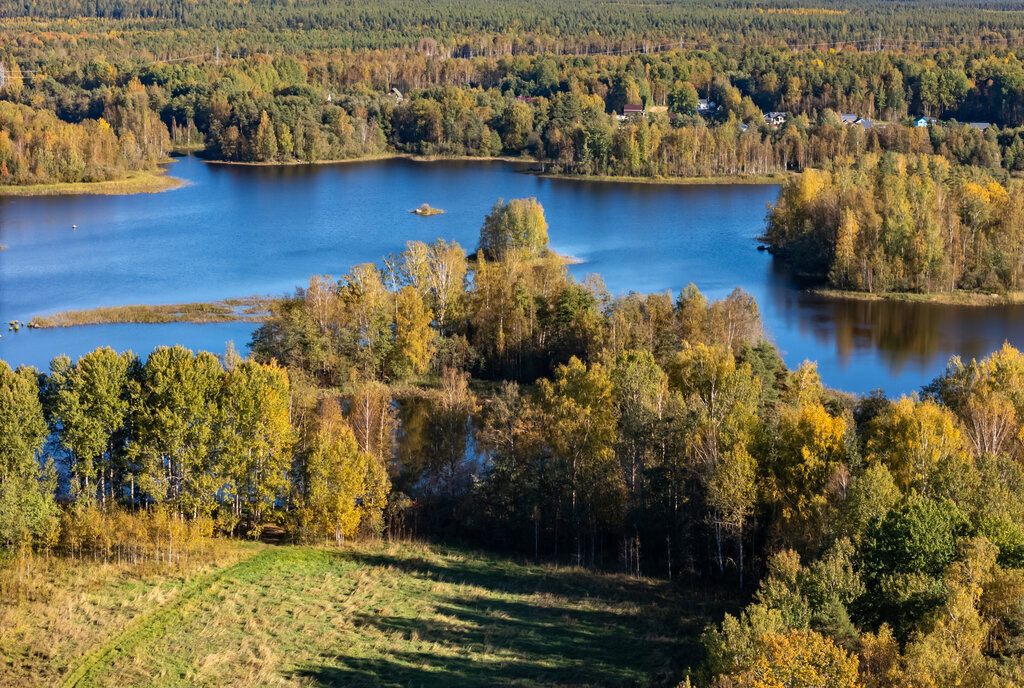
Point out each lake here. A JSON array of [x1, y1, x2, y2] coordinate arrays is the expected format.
[[2, 155, 1023, 395]]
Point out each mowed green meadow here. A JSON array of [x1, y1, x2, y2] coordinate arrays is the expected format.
[[6, 542, 730, 688]]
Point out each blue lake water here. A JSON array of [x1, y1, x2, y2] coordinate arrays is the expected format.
[[2, 155, 1023, 395]]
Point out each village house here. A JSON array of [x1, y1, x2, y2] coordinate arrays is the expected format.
[[697, 99, 717, 114], [840, 113, 873, 128], [764, 111, 786, 127], [617, 104, 645, 120]]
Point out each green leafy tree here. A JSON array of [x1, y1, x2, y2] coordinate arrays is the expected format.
[[47, 347, 134, 502], [221, 360, 294, 536]]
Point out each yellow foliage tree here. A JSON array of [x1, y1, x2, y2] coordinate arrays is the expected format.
[[865, 396, 971, 494], [716, 628, 861, 688], [389, 285, 434, 379]]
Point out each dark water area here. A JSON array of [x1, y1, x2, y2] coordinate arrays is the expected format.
[[1, 155, 1023, 395]]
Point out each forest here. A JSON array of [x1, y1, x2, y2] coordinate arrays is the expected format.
[[4, 33, 1024, 184], [764, 152, 1024, 294], [8, 0, 1024, 683], [3, 0, 1024, 53], [6, 200, 1024, 685]]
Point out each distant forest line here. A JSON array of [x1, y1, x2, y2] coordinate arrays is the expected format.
[[2, 0, 1024, 53], [1, 41, 1024, 186]]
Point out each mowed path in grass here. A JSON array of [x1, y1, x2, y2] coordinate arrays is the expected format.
[[60, 542, 726, 687]]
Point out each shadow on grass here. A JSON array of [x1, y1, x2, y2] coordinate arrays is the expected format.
[[292, 546, 735, 687]]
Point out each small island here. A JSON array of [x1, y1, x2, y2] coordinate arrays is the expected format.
[[410, 203, 445, 216]]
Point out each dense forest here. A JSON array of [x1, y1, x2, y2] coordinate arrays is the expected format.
[[1, 0, 1024, 52], [6, 200, 1024, 684]]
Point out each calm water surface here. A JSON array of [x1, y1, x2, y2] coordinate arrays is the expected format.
[[2, 156, 1023, 395]]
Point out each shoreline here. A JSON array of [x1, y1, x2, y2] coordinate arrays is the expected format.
[[812, 287, 1024, 307], [0, 153, 789, 198], [28, 297, 277, 329], [0, 167, 185, 198], [202, 152, 532, 168], [538, 171, 793, 186], [185, 152, 792, 187]]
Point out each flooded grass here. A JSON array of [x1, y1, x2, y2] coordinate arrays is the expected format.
[[813, 287, 1024, 306]]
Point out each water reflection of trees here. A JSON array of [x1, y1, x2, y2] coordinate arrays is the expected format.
[[765, 258, 1024, 376], [791, 292, 1024, 372], [394, 396, 483, 531]]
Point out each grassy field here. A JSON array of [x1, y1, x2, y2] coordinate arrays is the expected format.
[[0, 169, 184, 197], [29, 297, 276, 328], [3, 542, 730, 687], [0, 540, 261, 688]]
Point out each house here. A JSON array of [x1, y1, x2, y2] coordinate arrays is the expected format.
[[387, 87, 403, 102], [764, 111, 786, 127], [617, 104, 645, 120], [739, 122, 749, 132], [698, 99, 717, 113], [841, 113, 873, 128], [914, 116, 936, 127], [968, 122, 992, 131]]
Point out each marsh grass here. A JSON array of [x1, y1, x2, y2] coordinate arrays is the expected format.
[[21, 541, 730, 687], [0, 169, 184, 197], [30, 297, 277, 328], [813, 287, 1024, 306]]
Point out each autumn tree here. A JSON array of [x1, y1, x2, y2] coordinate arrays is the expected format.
[[478, 197, 550, 260], [297, 398, 390, 545], [220, 360, 294, 536], [536, 356, 621, 565], [713, 628, 861, 688], [669, 343, 761, 579]]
